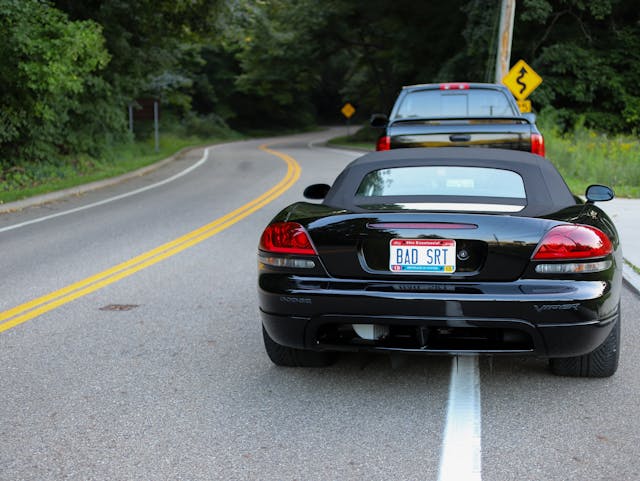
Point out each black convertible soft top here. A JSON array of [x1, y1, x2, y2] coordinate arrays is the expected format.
[[323, 147, 577, 217]]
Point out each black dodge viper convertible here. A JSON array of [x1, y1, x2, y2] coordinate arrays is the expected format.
[[257, 148, 622, 377]]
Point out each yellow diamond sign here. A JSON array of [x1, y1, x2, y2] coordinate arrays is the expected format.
[[503, 59, 542, 100], [341, 102, 355, 119], [517, 99, 532, 113]]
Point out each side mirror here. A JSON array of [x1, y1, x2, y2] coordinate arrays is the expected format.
[[303, 183, 331, 200], [370, 113, 389, 128], [585, 184, 614, 203]]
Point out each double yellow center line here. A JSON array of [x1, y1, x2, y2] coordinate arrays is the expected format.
[[0, 144, 300, 333]]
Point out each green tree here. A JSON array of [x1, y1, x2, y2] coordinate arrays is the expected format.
[[54, 1, 222, 113], [513, 0, 640, 132], [226, 0, 487, 124], [223, 0, 639, 133], [0, 0, 109, 164]]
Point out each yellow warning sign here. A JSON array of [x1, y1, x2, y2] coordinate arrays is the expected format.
[[341, 102, 355, 119], [503, 59, 542, 101], [517, 100, 532, 113]]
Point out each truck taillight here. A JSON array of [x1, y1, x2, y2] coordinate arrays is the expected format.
[[376, 135, 391, 151], [531, 133, 545, 156]]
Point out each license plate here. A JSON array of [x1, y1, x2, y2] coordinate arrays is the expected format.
[[389, 239, 456, 273]]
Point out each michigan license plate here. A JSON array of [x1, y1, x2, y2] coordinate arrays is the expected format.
[[389, 239, 456, 273]]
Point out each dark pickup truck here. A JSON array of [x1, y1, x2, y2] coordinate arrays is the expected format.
[[371, 82, 545, 156]]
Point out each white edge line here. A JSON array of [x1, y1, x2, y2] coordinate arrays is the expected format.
[[438, 355, 482, 481], [0, 148, 211, 234]]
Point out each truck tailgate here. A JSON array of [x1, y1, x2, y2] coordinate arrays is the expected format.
[[388, 120, 532, 152]]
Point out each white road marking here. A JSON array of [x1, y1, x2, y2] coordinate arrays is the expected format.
[[0, 148, 211, 233], [438, 355, 482, 481]]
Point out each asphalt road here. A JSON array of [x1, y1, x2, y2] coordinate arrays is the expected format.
[[1, 128, 638, 481]]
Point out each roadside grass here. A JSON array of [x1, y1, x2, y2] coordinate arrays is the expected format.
[[327, 123, 378, 151], [541, 122, 640, 198], [0, 131, 243, 205], [241, 125, 323, 137], [0, 118, 325, 205], [327, 135, 374, 151], [329, 121, 640, 198], [626, 259, 640, 275]]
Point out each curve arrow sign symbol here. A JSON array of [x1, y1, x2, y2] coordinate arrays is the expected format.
[[516, 67, 527, 95]]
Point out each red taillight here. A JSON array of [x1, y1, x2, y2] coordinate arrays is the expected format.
[[259, 222, 317, 255], [440, 83, 469, 90], [531, 133, 545, 156], [533, 225, 612, 260], [376, 135, 390, 151]]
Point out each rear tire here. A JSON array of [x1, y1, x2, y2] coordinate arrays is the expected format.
[[262, 325, 335, 367], [549, 313, 620, 378]]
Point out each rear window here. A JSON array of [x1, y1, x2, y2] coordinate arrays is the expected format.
[[395, 89, 516, 118], [355, 166, 526, 212]]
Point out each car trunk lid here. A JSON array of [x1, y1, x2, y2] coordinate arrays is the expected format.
[[307, 212, 557, 281]]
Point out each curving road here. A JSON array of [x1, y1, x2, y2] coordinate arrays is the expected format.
[[1, 129, 639, 480]]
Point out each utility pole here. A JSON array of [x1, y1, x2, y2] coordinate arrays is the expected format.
[[494, 0, 516, 83]]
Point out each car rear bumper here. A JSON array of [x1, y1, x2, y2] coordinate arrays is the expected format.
[[258, 277, 620, 358], [261, 310, 617, 358]]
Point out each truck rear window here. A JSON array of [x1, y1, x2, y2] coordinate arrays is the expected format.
[[395, 89, 516, 118]]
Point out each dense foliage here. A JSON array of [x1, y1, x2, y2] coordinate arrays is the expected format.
[[0, 1, 109, 162], [225, 0, 640, 132], [0, 0, 637, 169], [0, 0, 220, 168], [516, 0, 640, 133]]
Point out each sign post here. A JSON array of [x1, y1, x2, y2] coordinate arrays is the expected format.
[[502, 59, 542, 113], [494, 0, 516, 83], [154, 100, 159, 152], [341, 102, 356, 136]]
